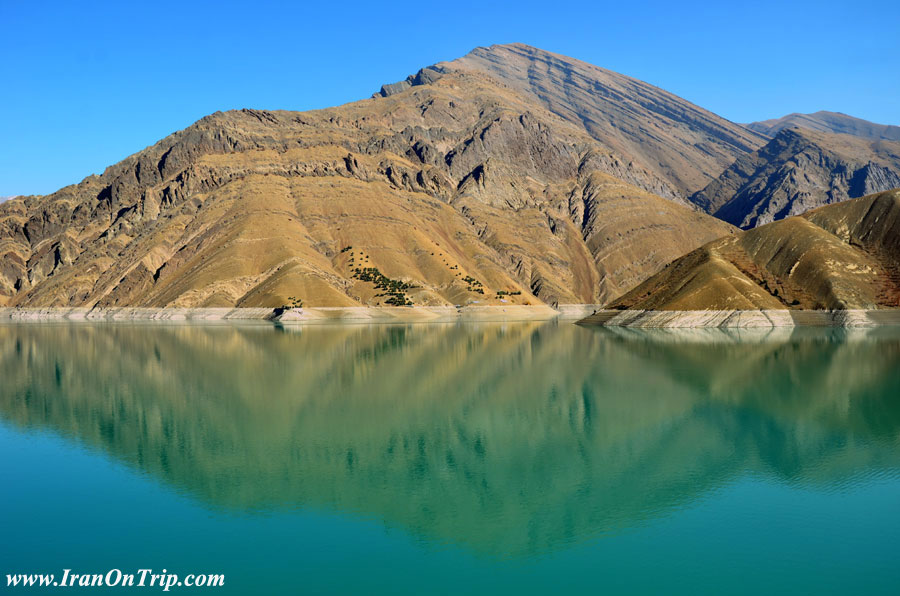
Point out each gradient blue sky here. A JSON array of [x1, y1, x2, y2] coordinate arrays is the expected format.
[[2, 0, 898, 196]]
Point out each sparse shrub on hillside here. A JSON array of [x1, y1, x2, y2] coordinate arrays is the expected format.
[[283, 296, 303, 308], [352, 267, 415, 306]]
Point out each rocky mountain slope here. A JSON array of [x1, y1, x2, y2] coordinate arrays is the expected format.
[[747, 111, 900, 141], [691, 128, 900, 228], [0, 52, 735, 309], [607, 189, 900, 311], [383, 43, 766, 197]]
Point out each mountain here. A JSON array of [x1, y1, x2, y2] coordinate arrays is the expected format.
[[606, 189, 900, 311], [437, 43, 766, 196], [691, 127, 900, 228], [747, 111, 900, 141], [0, 47, 736, 309]]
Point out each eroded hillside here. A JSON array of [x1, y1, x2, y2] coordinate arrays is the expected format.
[[0, 54, 735, 308], [608, 189, 900, 311]]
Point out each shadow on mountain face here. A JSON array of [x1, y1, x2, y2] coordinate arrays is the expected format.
[[1, 322, 899, 557]]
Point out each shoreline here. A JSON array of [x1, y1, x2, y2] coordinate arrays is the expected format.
[[3, 306, 900, 327], [0, 304, 602, 324], [578, 309, 900, 328]]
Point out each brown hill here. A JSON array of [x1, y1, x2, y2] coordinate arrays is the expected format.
[[747, 111, 900, 141], [383, 43, 766, 197], [691, 128, 900, 228], [0, 59, 734, 309], [608, 189, 900, 311]]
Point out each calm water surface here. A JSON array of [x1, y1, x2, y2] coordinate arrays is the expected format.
[[1, 322, 899, 594]]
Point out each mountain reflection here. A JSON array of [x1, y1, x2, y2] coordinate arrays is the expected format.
[[1, 322, 899, 556]]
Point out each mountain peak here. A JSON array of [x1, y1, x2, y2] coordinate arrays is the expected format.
[[377, 43, 765, 197], [460, 42, 569, 60], [467, 42, 537, 52], [747, 111, 900, 142]]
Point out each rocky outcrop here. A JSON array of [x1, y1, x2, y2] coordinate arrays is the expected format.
[[691, 128, 900, 228], [377, 66, 449, 97]]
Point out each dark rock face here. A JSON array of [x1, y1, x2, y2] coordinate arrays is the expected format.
[[848, 163, 900, 198], [377, 66, 449, 97], [747, 111, 900, 142], [691, 128, 900, 228]]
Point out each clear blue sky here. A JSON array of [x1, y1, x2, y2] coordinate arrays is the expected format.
[[2, 0, 898, 196]]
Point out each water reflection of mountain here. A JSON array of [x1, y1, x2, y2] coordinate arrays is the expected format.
[[1, 322, 899, 556]]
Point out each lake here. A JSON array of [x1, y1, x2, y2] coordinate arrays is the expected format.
[[2, 321, 899, 594]]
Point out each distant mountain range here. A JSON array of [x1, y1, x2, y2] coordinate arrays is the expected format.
[[692, 127, 900, 228], [1, 44, 897, 311], [747, 111, 900, 141]]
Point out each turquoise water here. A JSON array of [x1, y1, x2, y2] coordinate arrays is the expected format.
[[1, 322, 899, 594]]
